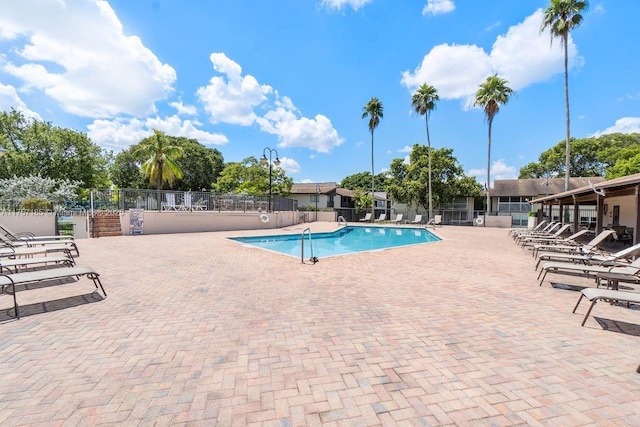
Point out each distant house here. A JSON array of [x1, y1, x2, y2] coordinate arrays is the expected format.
[[289, 183, 389, 221], [491, 177, 606, 227]]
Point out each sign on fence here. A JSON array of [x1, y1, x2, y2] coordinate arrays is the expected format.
[[129, 209, 144, 235]]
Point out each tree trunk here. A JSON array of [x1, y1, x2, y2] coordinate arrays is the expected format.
[[425, 116, 433, 222], [486, 117, 493, 218], [563, 32, 571, 192], [371, 130, 375, 222]]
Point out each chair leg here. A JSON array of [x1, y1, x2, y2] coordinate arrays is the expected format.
[[572, 294, 585, 313], [581, 300, 598, 326]]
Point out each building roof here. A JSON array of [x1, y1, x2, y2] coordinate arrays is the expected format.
[[491, 177, 605, 198], [290, 182, 337, 195], [530, 172, 640, 204]]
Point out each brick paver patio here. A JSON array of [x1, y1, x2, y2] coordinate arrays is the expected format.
[[1, 224, 639, 426]]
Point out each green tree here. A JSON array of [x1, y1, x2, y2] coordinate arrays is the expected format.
[[386, 144, 482, 211], [213, 157, 292, 195], [361, 97, 383, 220], [339, 172, 387, 191], [110, 148, 146, 189], [473, 74, 514, 213], [0, 175, 81, 210], [541, 0, 589, 191], [351, 188, 373, 216], [519, 133, 640, 179], [411, 83, 439, 221], [0, 109, 110, 188], [171, 138, 223, 191], [133, 129, 184, 190]]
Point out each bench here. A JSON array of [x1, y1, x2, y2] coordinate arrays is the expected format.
[[0, 266, 106, 319], [0, 255, 75, 274], [572, 287, 640, 326]]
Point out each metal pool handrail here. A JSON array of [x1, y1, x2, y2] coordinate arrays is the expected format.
[[301, 227, 317, 264]]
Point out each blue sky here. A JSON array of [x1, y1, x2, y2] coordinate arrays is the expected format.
[[0, 0, 638, 187]]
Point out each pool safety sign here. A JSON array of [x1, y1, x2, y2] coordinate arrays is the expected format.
[[129, 209, 144, 235]]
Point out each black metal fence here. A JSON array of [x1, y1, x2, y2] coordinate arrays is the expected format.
[[84, 189, 298, 213]]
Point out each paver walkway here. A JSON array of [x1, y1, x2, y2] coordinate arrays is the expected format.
[[1, 224, 639, 426]]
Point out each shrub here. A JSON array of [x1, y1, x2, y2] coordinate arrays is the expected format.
[[19, 197, 53, 211]]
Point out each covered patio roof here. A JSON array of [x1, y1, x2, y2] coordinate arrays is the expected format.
[[529, 173, 640, 245]]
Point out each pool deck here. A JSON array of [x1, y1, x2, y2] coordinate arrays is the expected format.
[[1, 223, 639, 426]]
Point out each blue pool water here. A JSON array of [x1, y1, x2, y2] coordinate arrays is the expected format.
[[230, 226, 441, 258]]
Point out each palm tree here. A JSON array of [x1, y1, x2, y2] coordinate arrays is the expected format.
[[134, 129, 184, 190], [361, 97, 383, 221], [541, 0, 589, 191], [411, 84, 439, 222], [473, 74, 514, 217]]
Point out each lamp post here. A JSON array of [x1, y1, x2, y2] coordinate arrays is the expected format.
[[315, 183, 320, 222], [260, 147, 280, 212]]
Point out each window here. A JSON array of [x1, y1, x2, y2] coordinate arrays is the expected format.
[[310, 194, 319, 203]]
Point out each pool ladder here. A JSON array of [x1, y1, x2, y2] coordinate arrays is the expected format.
[[301, 227, 317, 264], [337, 216, 347, 227]]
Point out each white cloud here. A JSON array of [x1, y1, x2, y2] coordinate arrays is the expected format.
[[0, 0, 176, 118], [468, 159, 517, 187], [0, 83, 41, 120], [422, 0, 455, 16], [196, 53, 272, 126], [591, 117, 640, 137], [87, 115, 228, 151], [401, 9, 578, 105], [277, 157, 301, 175], [256, 107, 344, 153], [318, 0, 372, 11], [169, 101, 197, 116], [398, 145, 413, 153], [300, 179, 314, 184]]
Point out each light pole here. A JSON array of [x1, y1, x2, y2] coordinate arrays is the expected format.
[[260, 147, 280, 212], [315, 183, 320, 222]]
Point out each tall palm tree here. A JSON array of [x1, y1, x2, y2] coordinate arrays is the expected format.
[[411, 83, 439, 222], [134, 129, 184, 190], [541, 0, 589, 191], [473, 74, 514, 217], [361, 97, 383, 221]]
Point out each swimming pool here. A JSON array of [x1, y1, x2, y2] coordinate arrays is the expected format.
[[230, 226, 441, 258]]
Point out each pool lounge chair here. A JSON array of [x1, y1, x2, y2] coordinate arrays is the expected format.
[[0, 223, 74, 242], [508, 220, 548, 237], [532, 229, 616, 259], [0, 264, 105, 319], [410, 214, 423, 224], [522, 228, 590, 252], [537, 257, 640, 286], [573, 287, 640, 326], [0, 234, 79, 257], [374, 214, 386, 223], [426, 215, 442, 228], [359, 213, 372, 222], [511, 222, 559, 241], [534, 241, 640, 271], [390, 214, 403, 224], [517, 224, 571, 246]]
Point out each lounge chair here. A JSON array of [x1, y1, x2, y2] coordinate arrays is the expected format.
[[511, 222, 559, 241], [534, 241, 640, 271], [162, 193, 178, 210], [537, 257, 640, 286], [0, 223, 74, 242], [390, 214, 403, 224], [516, 224, 571, 246], [410, 214, 423, 224], [359, 213, 372, 222], [508, 220, 547, 237], [374, 214, 386, 223], [532, 229, 616, 259], [426, 215, 442, 228], [521, 228, 589, 251], [0, 253, 75, 273], [573, 287, 640, 326], [0, 234, 79, 257], [0, 265, 105, 319]]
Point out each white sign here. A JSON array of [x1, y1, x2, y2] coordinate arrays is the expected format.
[[129, 209, 144, 235]]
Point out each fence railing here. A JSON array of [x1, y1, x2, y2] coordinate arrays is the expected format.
[[84, 189, 297, 213]]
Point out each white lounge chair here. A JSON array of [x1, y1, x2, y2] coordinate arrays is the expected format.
[[390, 214, 403, 224], [410, 214, 423, 224], [359, 213, 372, 222], [535, 241, 640, 271], [532, 229, 616, 259], [573, 287, 640, 326], [374, 213, 386, 223]]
